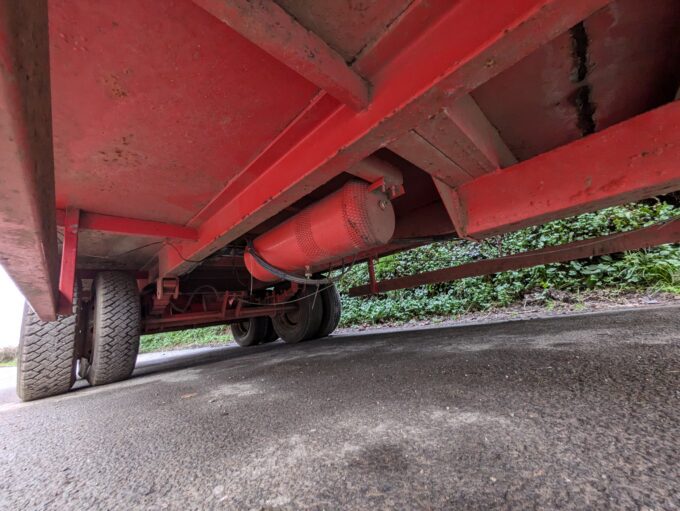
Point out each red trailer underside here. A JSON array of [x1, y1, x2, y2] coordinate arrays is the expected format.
[[1, 0, 679, 321]]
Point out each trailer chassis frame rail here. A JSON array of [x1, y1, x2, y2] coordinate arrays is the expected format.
[[350, 218, 680, 296]]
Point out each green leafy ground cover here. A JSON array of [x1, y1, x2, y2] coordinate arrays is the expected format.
[[0, 347, 16, 366], [337, 201, 679, 326]]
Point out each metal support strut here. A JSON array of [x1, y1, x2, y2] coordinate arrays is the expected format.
[[58, 208, 80, 316], [350, 218, 680, 296]]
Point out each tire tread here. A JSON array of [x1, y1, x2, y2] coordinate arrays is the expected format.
[[87, 272, 141, 386], [16, 304, 77, 401]]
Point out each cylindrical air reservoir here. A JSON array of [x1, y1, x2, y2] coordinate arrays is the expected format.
[[244, 180, 395, 282]]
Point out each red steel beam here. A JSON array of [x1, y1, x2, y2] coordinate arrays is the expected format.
[[192, 0, 370, 111], [389, 131, 472, 187], [439, 94, 518, 172], [390, 95, 516, 186], [158, 0, 610, 278], [0, 0, 60, 320], [455, 101, 680, 239], [142, 303, 297, 333], [58, 209, 80, 316], [56, 210, 198, 240], [349, 217, 680, 296], [432, 179, 469, 240], [394, 94, 517, 237]]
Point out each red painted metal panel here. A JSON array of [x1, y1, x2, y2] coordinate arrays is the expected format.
[[457, 101, 680, 239], [186, 92, 341, 228], [49, 0, 319, 225], [0, 0, 59, 320], [432, 179, 468, 240], [392, 202, 456, 240], [56, 210, 198, 241], [471, 30, 582, 161], [471, 0, 680, 163], [193, 0, 370, 110], [349, 218, 680, 296], [158, 0, 611, 277], [389, 131, 472, 187], [416, 111, 491, 179], [76, 231, 166, 271], [584, 0, 680, 131], [352, 0, 457, 78], [58, 209, 79, 316], [443, 95, 518, 170], [276, 0, 412, 63]]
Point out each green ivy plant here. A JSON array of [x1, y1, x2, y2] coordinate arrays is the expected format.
[[337, 201, 679, 326]]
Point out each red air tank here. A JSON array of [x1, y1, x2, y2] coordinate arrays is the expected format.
[[244, 180, 395, 282]]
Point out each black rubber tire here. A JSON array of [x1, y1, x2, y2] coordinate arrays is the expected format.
[[87, 272, 141, 386], [230, 317, 269, 347], [16, 300, 81, 401], [261, 318, 279, 344], [316, 284, 342, 338], [272, 287, 323, 344]]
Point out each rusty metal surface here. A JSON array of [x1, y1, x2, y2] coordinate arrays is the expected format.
[[0, 0, 59, 320], [350, 218, 680, 296], [585, 0, 680, 131], [471, 29, 582, 161], [73, 231, 162, 271], [472, 0, 680, 161], [143, 303, 297, 333]]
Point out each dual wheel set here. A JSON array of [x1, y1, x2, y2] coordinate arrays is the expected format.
[[17, 272, 141, 401], [16, 272, 341, 401], [231, 284, 342, 346]]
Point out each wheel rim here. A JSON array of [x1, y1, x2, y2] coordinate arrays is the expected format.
[[234, 320, 250, 338], [279, 306, 302, 328]]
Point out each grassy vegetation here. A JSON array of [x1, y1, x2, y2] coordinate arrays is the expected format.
[[0, 347, 17, 367], [337, 201, 680, 326], [140, 325, 233, 353]]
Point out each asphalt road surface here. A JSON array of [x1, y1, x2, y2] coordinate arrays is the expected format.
[[1, 307, 679, 510]]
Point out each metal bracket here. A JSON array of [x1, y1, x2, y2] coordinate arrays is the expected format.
[[58, 208, 80, 316], [151, 277, 180, 316], [156, 277, 180, 300]]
